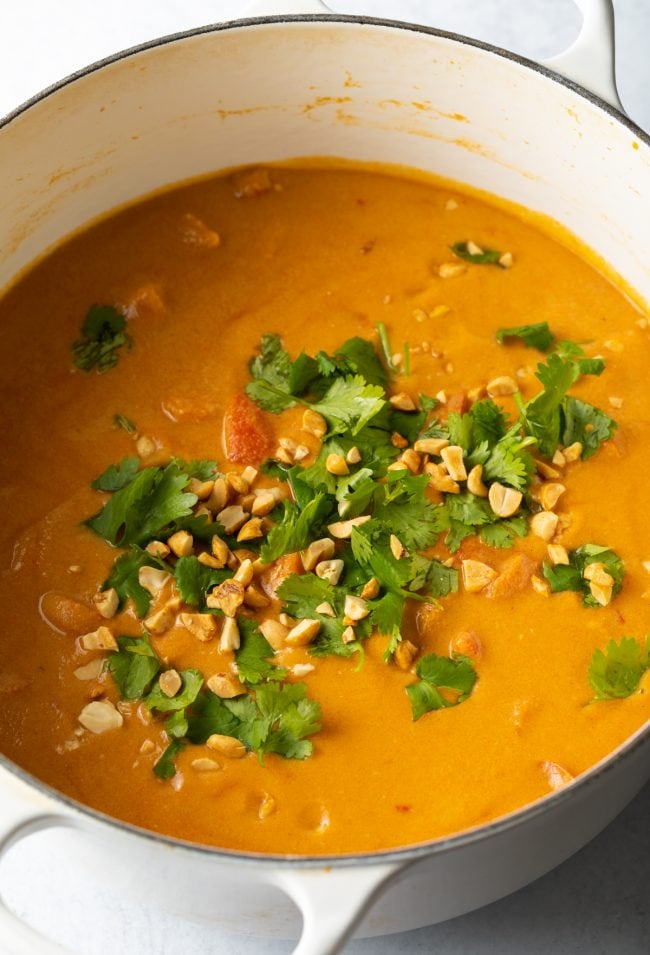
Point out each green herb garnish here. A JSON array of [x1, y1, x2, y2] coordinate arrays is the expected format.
[[588, 636, 649, 700], [72, 304, 130, 373], [543, 544, 624, 607], [496, 321, 556, 352], [407, 653, 477, 719], [451, 241, 503, 266]]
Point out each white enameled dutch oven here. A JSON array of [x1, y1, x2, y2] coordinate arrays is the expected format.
[[1, 1, 649, 952]]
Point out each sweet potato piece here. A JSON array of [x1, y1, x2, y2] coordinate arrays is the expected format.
[[445, 392, 469, 415], [260, 552, 303, 599], [485, 554, 537, 600], [224, 393, 274, 464], [39, 592, 100, 635]]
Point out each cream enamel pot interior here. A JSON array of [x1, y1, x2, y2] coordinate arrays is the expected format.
[[1, 2, 649, 952]]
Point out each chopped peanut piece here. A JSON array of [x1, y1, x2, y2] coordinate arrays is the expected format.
[[315, 559, 345, 586], [302, 538, 336, 572], [178, 612, 217, 642], [438, 262, 466, 279], [233, 167, 273, 198], [486, 376, 518, 397], [488, 482, 522, 518], [302, 409, 327, 438], [80, 626, 118, 651], [237, 517, 264, 542], [241, 466, 258, 485], [327, 515, 371, 539], [208, 477, 230, 513], [541, 760, 574, 791], [73, 658, 105, 681], [219, 616, 241, 652], [450, 629, 482, 660], [394, 639, 418, 670], [274, 446, 294, 466], [462, 559, 498, 594], [563, 442, 583, 463], [326, 453, 349, 476], [390, 534, 406, 560], [207, 579, 245, 617], [227, 472, 249, 496], [440, 445, 467, 482], [341, 625, 356, 644], [400, 448, 421, 474], [167, 530, 194, 558], [244, 584, 270, 609], [211, 536, 230, 567], [259, 619, 289, 649], [499, 251, 514, 268], [179, 212, 220, 247], [589, 580, 613, 607], [346, 446, 361, 465], [293, 444, 310, 461], [93, 588, 119, 619], [191, 758, 222, 773], [547, 544, 569, 566], [78, 700, 123, 734], [466, 240, 483, 256], [344, 594, 369, 621], [552, 449, 566, 467], [207, 734, 247, 758], [531, 574, 550, 596], [389, 392, 417, 412], [233, 559, 255, 586], [159, 669, 182, 698], [188, 478, 214, 500], [583, 562, 614, 586], [217, 505, 249, 535], [425, 462, 460, 494], [608, 396, 623, 409], [197, 553, 222, 570], [144, 607, 176, 635], [391, 432, 409, 449], [530, 511, 559, 542], [360, 577, 380, 600], [145, 540, 170, 559], [315, 601, 336, 617], [207, 672, 246, 698], [414, 437, 450, 455], [538, 482, 566, 511], [252, 490, 277, 517], [136, 435, 156, 458], [286, 619, 321, 647], [467, 464, 488, 498], [138, 566, 170, 596], [259, 794, 277, 819]]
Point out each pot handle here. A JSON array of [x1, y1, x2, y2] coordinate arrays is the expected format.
[[541, 0, 622, 110], [273, 860, 404, 955], [245, 0, 622, 112], [0, 761, 77, 954]]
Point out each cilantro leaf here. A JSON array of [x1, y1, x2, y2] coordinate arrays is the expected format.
[[102, 546, 165, 617], [277, 573, 357, 657], [480, 514, 528, 549], [588, 636, 650, 700], [86, 462, 197, 547], [260, 493, 332, 563], [246, 334, 296, 413], [72, 304, 130, 374], [336, 337, 388, 387], [543, 544, 625, 607], [310, 375, 386, 436], [408, 555, 458, 597], [480, 428, 536, 491], [562, 398, 617, 460], [113, 414, 137, 435], [146, 669, 204, 713], [236, 618, 287, 684], [468, 399, 510, 447], [108, 636, 161, 700], [91, 456, 140, 492], [496, 322, 556, 352], [153, 739, 185, 780], [450, 242, 503, 266], [520, 353, 578, 457], [407, 653, 477, 720], [171, 458, 219, 481], [174, 555, 230, 607], [555, 340, 605, 377]]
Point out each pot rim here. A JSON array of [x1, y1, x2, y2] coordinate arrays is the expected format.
[[0, 12, 648, 870]]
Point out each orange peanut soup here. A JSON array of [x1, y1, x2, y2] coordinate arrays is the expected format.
[[0, 164, 648, 857]]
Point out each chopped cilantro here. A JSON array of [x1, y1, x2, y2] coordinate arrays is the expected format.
[[174, 555, 230, 607], [310, 375, 386, 436], [108, 636, 161, 700], [496, 321, 556, 352], [91, 456, 139, 492], [407, 653, 477, 720], [172, 458, 219, 481], [236, 618, 287, 684], [86, 462, 197, 547], [562, 398, 617, 460], [260, 493, 332, 563], [246, 334, 295, 413], [588, 636, 650, 700], [375, 322, 396, 373], [102, 546, 164, 617], [113, 413, 137, 435], [543, 544, 624, 607], [336, 336, 388, 388], [277, 573, 360, 657], [450, 242, 503, 266], [146, 669, 204, 713], [72, 304, 130, 373], [153, 739, 185, 780]]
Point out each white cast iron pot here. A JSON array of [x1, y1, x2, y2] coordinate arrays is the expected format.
[[0, 2, 648, 952]]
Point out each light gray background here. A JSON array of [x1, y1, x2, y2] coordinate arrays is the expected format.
[[0, 2, 648, 953]]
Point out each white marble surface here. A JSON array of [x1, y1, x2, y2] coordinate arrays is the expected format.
[[0, 2, 649, 953]]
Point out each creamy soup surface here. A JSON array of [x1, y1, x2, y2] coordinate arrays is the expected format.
[[0, 164, 648, 856]]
